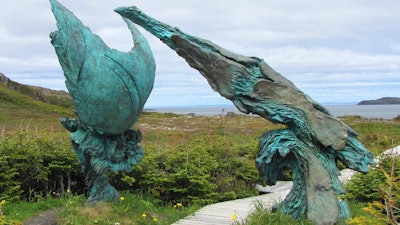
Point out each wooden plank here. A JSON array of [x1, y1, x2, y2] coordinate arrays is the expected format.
[[172, 185, 291, 225]]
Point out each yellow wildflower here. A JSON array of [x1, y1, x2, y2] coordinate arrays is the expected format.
[[153, 218, 158, 222], [231, 213, 237, 221], [142, 213, 147, 217], [119, 196, 125, 201], [66, 189, 71, 193]]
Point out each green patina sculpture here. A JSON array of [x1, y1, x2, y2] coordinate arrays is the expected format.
[[50, 0, 155, 205], [115, 7, 374, 225]]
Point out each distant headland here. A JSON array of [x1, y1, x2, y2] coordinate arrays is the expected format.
[[358, 97, 400, 105]]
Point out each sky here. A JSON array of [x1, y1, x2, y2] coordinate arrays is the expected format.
[[1, 0, 399, 107]]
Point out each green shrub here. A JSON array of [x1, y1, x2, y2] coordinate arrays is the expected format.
[[1, 127, 260, 206], [345, 156, 400, 202], [0, 152, 21, 202], [345, 155, 400, 225], [0, 133, 82, 201], [110, 134, 260, 205]]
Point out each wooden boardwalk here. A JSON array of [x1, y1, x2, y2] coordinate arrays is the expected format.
[[171, 146, 400, 225], [172, 182, 292, 225]]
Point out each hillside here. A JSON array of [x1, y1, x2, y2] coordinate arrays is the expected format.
[[0, 73, 74, 133], [358, 97, 400, 105], [0, 73, 74, 109]]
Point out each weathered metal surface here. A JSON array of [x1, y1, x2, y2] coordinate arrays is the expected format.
[[50, 0, 155, 205], [116, 7, 374, 224]]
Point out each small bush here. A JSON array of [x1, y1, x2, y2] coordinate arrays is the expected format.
[[346, 153, 400, 224], [345, 156, 400, 202]]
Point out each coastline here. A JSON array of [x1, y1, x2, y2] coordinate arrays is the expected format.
[[144, 104, 400, 120]]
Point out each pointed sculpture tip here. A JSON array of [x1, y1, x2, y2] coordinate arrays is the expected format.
[[114, 6, 128, 16], [114, 6, 143, 18], [49, 0, 70, 22], [114, 6, 125, 13], [49, 0, 62, 11]]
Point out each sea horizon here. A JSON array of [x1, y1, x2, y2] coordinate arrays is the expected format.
[[145, 101, 358, 109], [144, 104, 400, 120]]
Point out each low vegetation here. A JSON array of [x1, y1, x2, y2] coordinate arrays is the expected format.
[[1, 81, 399, 224], [1, 191, 199, 225], [0, 83, 72, 135], [344, 152, 400, 224]]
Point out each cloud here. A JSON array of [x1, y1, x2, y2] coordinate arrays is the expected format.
[[0, 0, 399, 107], [263, 47, 400, 72], [391, 44, 400, 53]]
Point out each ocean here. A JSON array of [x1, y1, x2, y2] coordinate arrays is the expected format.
[[145, 104, 400, 120]]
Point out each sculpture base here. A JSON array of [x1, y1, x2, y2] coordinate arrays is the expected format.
[[85, 165, 120, 206], [256, 129, 350, 225], [61, 118, 144, 205]]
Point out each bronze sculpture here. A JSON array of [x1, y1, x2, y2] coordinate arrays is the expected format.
[[50, 0, 155, 205], [116, 6, 374, 224]]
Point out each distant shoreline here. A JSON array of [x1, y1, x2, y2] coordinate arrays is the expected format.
[[144, 104, 400, 120], [358, 97, 400, 105]]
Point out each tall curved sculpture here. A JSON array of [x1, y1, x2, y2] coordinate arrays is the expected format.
[[50, 0, 155, 205], [116, 6, 374, 224]]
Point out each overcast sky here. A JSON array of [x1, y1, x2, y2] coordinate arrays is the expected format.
[[1, 0, 399, 107]]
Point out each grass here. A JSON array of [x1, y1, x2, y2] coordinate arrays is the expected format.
[[239, 201, 373, 225], [0, 83, 73, 135], [340, 116, 400, 155], [135, 113, 399, 155], [1, 193, 374, 225], [59, 192, 199, 225], [3, 195, 65, 223], [2, 192, 199, 225], [135, 113, 282, 149], [347, 201, 376, 222]]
